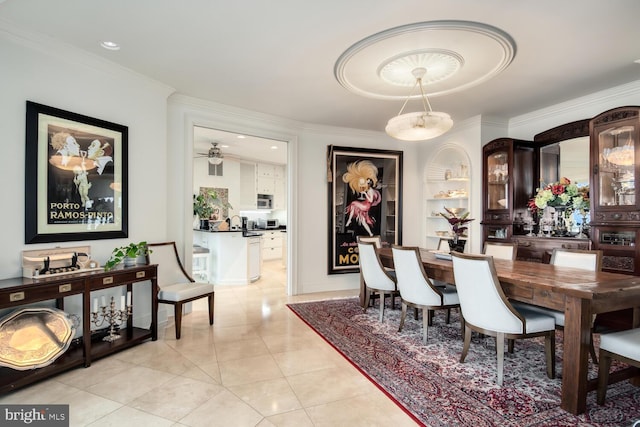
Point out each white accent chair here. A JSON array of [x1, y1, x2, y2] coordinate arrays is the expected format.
[[392, 245, 461, 344], [147, 242, 215, 339], [512, 248, 603, 363], [451, 251, 556, 385], [597, 328, 640, 405], [483, 242, 517, 261], [358, 240, 398, 322]]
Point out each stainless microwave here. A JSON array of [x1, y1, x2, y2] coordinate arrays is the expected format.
[[257, 194, 273, 209], [257, 218, 279, 229]]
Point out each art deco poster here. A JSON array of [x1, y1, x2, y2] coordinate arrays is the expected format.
[[25, 101, 128, 243], [327, 145, 402, 274]]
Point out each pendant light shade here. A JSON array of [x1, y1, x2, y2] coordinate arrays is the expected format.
[[385, 67, 453, 141], [385, 111, 453, 141]]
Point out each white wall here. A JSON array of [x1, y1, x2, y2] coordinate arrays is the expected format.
[[0, 25, 174, 325]]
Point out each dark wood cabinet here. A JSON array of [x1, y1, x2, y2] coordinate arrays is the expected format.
[[589, 106, 640, 275], [481, 138, 536, 242], [0, 265, 158, 394], [513, 235, 591, 263]]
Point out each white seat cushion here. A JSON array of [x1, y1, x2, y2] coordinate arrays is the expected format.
[[512, 302, 565, 326], [513, 305, 556, 333], [440, 286, 460, 306], [158, 282, 214, 302], [600, 328, 640, 362]]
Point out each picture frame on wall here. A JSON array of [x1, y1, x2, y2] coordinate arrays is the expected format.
[[327, 145, 403, 274], [25, 101, 128, 243]]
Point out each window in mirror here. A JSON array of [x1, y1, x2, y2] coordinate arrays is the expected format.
[[539, 136, 589, 188]]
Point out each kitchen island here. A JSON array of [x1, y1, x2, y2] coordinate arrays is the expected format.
[[193, 230, 261, 285]]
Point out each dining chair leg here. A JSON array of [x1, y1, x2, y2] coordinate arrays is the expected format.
[[496, 332, 505, 386], [398, 302, 407, 332], [379, 293, 385, 322], [363, 288, 371, 313], [460, 326, 472, 362], [445, 308, 451, 324], [421, 309, 429, 344], [208, 293, 215, 325], [507, 339, 514, 353], [597, 349, 613, 405], [545, 332, 556, 379], [174, 302, 183, 340]]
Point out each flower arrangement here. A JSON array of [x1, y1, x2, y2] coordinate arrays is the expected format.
[[527, 177, 589, 217], [440, 207, 474, 241]]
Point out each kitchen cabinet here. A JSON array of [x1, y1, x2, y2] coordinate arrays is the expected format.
[[262, 230, 283, 260], [589, 106, 640, 275], [481, 138, 536, 244], [193, 230, 261, 284], [424, 145, 470, 249], [240, 162, 257, 209], [255, 163, 286, 209]]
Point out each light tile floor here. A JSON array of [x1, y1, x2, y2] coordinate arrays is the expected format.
[[0, 261, 418, 426]]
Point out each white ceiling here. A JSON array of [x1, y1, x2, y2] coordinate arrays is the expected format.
[[2, 1, 640, 147], [194, 126, 287, 165]]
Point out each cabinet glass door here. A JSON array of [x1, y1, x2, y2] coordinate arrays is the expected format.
[[597, 124, 636, 207], [486, 150, 509, 210]]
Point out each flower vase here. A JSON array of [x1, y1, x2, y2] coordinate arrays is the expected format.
[[448, 238, 466, 253]]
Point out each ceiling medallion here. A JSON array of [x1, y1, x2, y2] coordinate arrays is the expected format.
[[334, 20, 516, 100]]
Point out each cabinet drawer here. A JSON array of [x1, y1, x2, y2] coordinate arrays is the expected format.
[[0, 279, 84, 307], [262, 246, 283, 260], [87, 268, 153, 290]]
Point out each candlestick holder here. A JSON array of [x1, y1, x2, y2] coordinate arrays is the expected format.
[[91, 296, 131, 342]]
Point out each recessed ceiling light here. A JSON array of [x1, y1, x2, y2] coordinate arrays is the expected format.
[[100, 41, 120, 51], [237, 135, 246, 139], [634, 59, 640, 64], [270, 146, 278, 150], [220, 144, 229, 148]]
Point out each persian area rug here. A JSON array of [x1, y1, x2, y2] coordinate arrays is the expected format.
[[287, 298, 640, 427]]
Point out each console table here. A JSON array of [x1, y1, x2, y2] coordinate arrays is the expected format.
[[0, 264, 158, 394]]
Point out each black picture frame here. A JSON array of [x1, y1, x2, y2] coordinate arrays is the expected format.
[[25, 101, 128, 243], [327, 145, 403, 274]]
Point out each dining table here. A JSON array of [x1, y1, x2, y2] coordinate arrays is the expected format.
[[375, 247, 640, 415]]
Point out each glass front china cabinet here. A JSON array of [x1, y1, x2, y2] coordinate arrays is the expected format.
[[590, 106, 640, 275], [481, 138, 535, 242]]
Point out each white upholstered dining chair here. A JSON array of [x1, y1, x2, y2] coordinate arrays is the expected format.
[[512, 248, 603, 363], [451, 251, 556, 385], [483, 241, 517, 261], [358, 239, 398, 322], [147, 242, 215, 339], [597, 328, 640, 405], [392, 245, 461, 344]]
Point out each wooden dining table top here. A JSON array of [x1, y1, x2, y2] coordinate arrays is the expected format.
[[377, 247, 640, 310]]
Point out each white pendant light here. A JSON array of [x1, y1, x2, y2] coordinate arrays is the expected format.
[[385, 67, 453, 141]]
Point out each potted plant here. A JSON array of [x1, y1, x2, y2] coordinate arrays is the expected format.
[[440, 207, 474, 253], [104, 241, 151, 271], [193, 193, 214, 229], [193, 190, 233, 230]]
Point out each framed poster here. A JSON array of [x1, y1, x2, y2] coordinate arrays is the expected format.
[[25, 101, 128, 243], [327, 145, 403, 274]]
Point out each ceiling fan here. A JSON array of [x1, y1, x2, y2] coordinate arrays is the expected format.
[[196, 141, 224, 165]]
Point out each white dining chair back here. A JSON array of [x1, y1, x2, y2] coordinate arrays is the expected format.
[[451, 253, 523, 334], [483, 242, 517, 261], [357, 235, 383, 248], [392, 245, 460, 343], [357, 240, 397, 322], [551, 248, 602, 272]]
